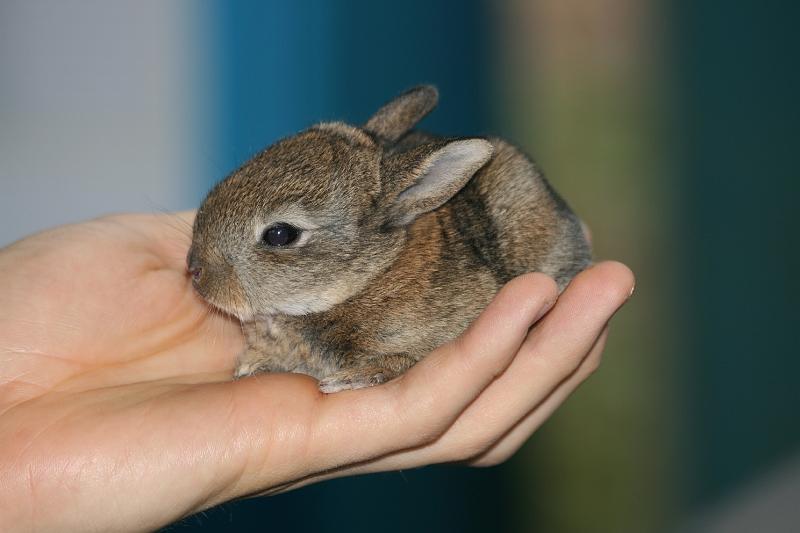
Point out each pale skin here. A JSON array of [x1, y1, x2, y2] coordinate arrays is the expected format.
[[0, 212, 634, 532]]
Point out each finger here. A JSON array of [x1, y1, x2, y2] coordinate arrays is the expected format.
[[306, 272, 559, 469], [468, 328, 608, 466], [339, 261, 633, 471], [421, 261, 633, 464], [256, 335, 610, 494], [266, 331, 608, 493]]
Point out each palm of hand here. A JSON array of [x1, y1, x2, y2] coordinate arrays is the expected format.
[[1, 214, 240, 392], [0, 214, 320, 529]]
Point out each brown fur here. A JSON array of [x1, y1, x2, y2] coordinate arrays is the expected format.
[[189, 86, 591, 392]]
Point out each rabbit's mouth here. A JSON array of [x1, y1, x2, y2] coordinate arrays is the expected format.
[[203, 294, 255, 323], [192, 284, 255, 323], [186, 243, 259, 321], [187, 269, 254, 323]]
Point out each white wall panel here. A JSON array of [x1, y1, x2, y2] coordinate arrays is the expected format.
[[0, 0, 209, 246]]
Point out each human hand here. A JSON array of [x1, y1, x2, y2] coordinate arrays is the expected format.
[[0, 213, 633, 531]]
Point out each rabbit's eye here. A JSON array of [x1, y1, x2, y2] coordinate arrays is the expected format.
[[262, 223, 300, 247]]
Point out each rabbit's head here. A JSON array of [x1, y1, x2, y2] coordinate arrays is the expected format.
[[189, 86, 493, 320]]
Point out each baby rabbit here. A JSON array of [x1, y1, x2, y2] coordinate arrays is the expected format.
[[188, 85, 591, 393]]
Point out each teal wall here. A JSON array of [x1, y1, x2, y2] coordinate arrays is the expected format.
[[676, 0, 800, 510], [209, 0, 491, 178]]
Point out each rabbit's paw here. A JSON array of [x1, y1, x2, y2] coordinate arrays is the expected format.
[[233, 348, 282, 379], [233, 359, 262, 379], [318, 367, 392, 394]]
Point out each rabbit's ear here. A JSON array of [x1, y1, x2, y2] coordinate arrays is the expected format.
[[384, 139, 494, 227], [364, 85, 439, 143]]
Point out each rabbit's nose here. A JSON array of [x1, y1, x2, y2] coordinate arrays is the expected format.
[[188, 264, 203, 284], [187, 248, 204, 285]]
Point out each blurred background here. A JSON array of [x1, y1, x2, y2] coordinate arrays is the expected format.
[[1, 1, 797, 531]]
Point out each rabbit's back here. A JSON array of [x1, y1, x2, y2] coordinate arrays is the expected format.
[[442, 137, 591, 290], [317, 136, 592, 360]]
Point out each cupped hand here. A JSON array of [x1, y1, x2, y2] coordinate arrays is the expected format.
[[0, 213, 633, 532]]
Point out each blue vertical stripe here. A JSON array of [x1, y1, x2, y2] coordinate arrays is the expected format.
[[209, 0, 490, 184], [213, 0, 336, 177]]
